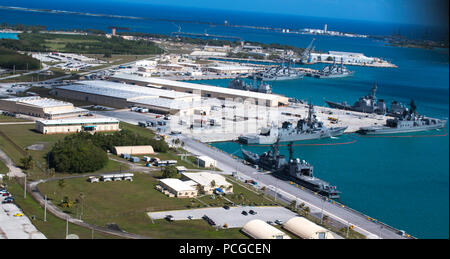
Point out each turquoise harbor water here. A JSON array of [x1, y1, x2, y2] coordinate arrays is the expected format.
[[0, 32, 18, 39], [191, 46, 449, 239], [0, 1, 448, 238]]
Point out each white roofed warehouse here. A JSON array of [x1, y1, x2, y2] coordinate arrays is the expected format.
[[242, 219, 291, 239], [283, 217, 336, 239], [35, 117, 120, 134], [53, 80, 206, 115], [0, 96, 88, 119], [110, 73, 289, 107]]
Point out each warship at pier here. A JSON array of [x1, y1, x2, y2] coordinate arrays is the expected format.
[[325, 83, 408, 116], [312, 60, 354, 78], [358, 100, 447, 134], [249, 61, 304, 81], [227, 77, 272, 94], [238, 102, 347, 144], [241, 140, 340, 199]]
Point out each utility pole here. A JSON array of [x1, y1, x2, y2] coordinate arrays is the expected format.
[[24, 174, 27, 199], [44, 195, 47, 222], [65, 217, 69, 239]]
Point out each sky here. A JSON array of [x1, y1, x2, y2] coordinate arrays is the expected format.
[[2, 0, 449, 26]]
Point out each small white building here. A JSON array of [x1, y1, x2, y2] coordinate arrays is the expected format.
[[196, 156, 216, 168], [181, 172, 233, 194], [158, 178, 198, 198]]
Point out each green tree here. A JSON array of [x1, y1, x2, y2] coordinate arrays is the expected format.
[[20, 155, 34, 170], [162, 165, 178, 178]]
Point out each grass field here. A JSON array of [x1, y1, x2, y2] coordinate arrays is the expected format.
[[0, 159, 8, 174], [37, 172, 247, 238], [4, 179, 121, 239], [0, 114, 29, 122], [0, 122, 134, 179]]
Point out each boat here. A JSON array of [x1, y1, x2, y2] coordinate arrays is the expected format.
[[248, 60, 304, 81], [227, 77, 272, 94], [241, 140, 340, 199], [312, 60, 354, 78], [358, 100, 447, 134], [325, 83, 408, 116], [238, 101, 347, 144]]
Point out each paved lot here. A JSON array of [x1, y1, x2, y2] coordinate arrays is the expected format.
[[148, 206, 297, 228], [0, 195, 46, 239]]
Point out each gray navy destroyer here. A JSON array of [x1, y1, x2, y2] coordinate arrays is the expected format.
[[238, 102, 347, 144], [228, 77, 272, 94], [358, 100, 447, 134], [241, 140, 340, 199], [325, 83, 408, 116], [249, 61, 304, 81], [311, 60, 354, 79]]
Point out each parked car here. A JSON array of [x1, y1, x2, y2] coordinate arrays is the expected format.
[[13, 213, 23, 217], [275, 220, 283, 225], [2, 199, 13, 204], [241, 211, 248, 216], [249, 210, 257, 215], [165, 215, 174, 222], [2, 192, 10, 196], [223, 205, 230, 210]]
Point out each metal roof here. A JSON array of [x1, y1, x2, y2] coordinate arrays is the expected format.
[[4, 96, 73, 108], [242, 219, 291, 239], [58, 80, 197, 100], [160, 178, 196, 192], [112, 73, 284, 101]]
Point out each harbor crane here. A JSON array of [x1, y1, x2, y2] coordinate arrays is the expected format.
[[300, 38, 315, 64]]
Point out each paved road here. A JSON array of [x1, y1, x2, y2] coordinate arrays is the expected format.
[[180, 136, 407, 239]]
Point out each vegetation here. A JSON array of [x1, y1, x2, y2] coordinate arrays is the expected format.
[[4, 178, 120, 239], [48, 139, 108, 173], [0, 33, 164, 55], [37, 173, 247, 238], [0, 46, 40, 70], [47, 129, 168, 173], [161, 165, 178, 178]]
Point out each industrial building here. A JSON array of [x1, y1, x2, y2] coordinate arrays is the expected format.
[[113, 146, 155, 156], [35, 117, 120, 134], [157, 178, 198, 198], [0, 96, 88, 119], [53, 80, 207, 115], [242, 219, 291, 239], [195, 156, 216, 168], [181, 172, 233, 194], [282, 217, 336, 239], [111, 73, 289, 107]]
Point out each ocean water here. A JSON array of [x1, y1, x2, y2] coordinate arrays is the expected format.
[[0, 1, 448, 238]]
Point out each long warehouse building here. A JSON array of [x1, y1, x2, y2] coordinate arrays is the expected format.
[[110, 73, 289, 107], [0, 96, 88, 119], [54, 80, 208, 115]]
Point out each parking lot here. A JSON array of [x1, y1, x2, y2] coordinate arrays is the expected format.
[[0, 187, 46, 239], [147, 206, 298, 228]]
